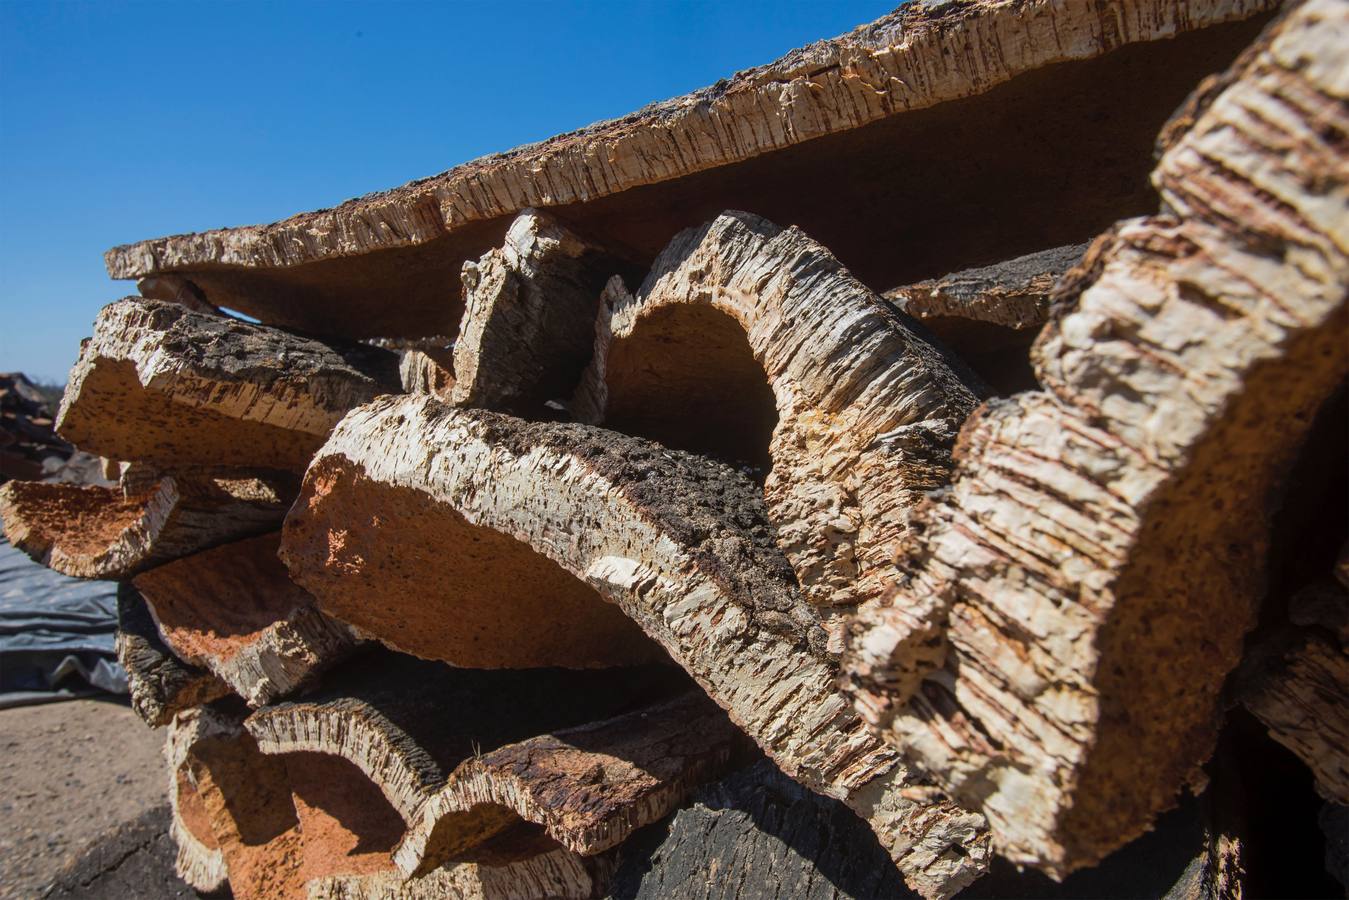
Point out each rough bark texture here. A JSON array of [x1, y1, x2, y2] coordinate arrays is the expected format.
[[101, 1, 1273, 339], [132, 533, 358, 707], [311, 832, 612, 900], [136, 274, 220, 315], [846, 0, 1349, 876], [243, 649, 688, 822], [397, 692, 744, 875], [281, 439, 669, 671], [164, 707, 234, 893], [453, 210, 618, 414], [56, 297, 400, 471], [398, 348, 455, 399], [574, 212, 980, 612], [0, 469, 292, 579], [1241, 629, 1349, 804], [885, 242, 1089, 330], [882, 242, 1090, 394], [117, 583, 230, 727], [180, 704, 409, 900], [286, 396, 988, 899]]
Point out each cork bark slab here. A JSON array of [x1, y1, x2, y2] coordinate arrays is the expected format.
[[181, 704, 413, 900], [0, 470, 292, 579], [394, 692, 744, 875], [132, 533, 358, 707], [284, 396, 988, 899], [573, 211, 980, 612], [103, 1, 1273, 339], [309, 830, 613, 900], [164, 708, 231, 893], [1242, 629, 1349, 805], [118, 584, 230, 727], [281, 448, 668, 671], [883, 242, 1091, 394], [243, 649, 689, 823], [453, 209, 623, 414], [846, 0, 1349, 876], [55, 297, 400, 471]]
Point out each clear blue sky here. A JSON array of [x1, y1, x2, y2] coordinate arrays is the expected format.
[[0, 0, 895, 383]]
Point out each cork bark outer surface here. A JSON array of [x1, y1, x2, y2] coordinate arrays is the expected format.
[[118, 584, 230, 727], [395, 692, 743, 874], [573, 211, 980, 612], [103, 0, 1274, 342], [453, 209, 618, 414], [0, 471, 291, 579], [55, 297, 400, 471], [846, 0, 1349, 877], [1242, 630, 1349, 804], [308, 837, 612, 900], [243, 651, 689, 822], [164, 710, 233, 894], [132, 532, 358, 707], [285, 396, 988, 899]]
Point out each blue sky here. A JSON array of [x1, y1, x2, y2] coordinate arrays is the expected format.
[[0, 0, 895, 383]]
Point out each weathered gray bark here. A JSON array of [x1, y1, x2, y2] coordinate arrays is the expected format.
[[573, 212, 980, 613], [397, 692, 744, 875], [846, 0, 1349, 876], [283, 396, 989, 899], [454, 210, 618, 414], [132, 533, 359, 707], [56, 297, 400, 471], [398, 348, 455, 399], [118, 584, 229, 728], [0, 469, 292, 578]]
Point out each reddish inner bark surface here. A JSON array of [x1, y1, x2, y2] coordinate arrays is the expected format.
[[283, 458, 667, 669], [134, 533, 311, 665], [3, 481, 151, 560]]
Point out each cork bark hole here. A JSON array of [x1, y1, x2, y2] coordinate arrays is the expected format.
[[601, 304, 778, 476]]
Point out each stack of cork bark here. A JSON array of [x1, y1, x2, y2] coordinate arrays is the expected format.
[[3, 0, 1346, 897]]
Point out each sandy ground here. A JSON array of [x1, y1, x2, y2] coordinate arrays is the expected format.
[[0, 698, 165, 900]]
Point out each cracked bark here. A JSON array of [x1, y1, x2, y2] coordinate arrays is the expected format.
[[56, 297, 400, 471], [846, 0, 1349, 876], [117, 584, 229, 727], [573, 212, 980, 612], [282, 396, 989, 899]]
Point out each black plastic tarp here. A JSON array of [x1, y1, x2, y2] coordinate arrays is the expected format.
[[0, 536, 126, 705]]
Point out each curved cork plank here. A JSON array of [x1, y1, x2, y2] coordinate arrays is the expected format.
[[284, 396, 988, 899], [164, 708, 232, 893], [453, 209, 624, 414], [133, 533, 358, 707], [56, 297, 400, 471], [310, 829, 613, 900], [103, 1, 1274, 339], [183, 702, 411, 900], [395, 692, 742, 875], [846, 0, 1349, 877], [281, 441, 668, 671], [244, 650, 689, 822], [1241, 629, 1349, 805], [118, 584, 230, 727], [573, 211, 980, 611], [0, 470, 292, 579]]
